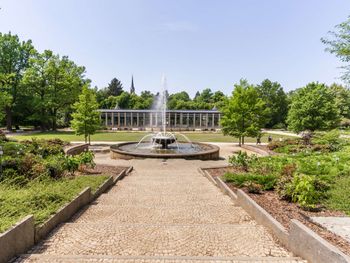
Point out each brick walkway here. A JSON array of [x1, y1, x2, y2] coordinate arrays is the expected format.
[[18, 158, 305, 262]]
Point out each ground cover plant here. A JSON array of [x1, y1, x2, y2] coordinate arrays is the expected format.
[[224, 130, 350, 213], [0, 137, 107, 232]]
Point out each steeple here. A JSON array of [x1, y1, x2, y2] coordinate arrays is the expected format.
[[130, 75, 135, 94]]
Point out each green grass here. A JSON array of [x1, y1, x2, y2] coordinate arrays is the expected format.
[[0, 175, 108, 233], [11, 131, 293, 143]]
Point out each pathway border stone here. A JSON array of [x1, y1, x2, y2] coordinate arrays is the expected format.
[[200, 167, 350, 263]]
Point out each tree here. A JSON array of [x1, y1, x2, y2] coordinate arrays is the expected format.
[[106, 78, 123, 97], [0, 32, 35, 130], [329, 83, 350, 119], [46, 55, 86, 130], [322, 16, 350, 83], [256, 79, 288, 128], [0, 73, 13, 123], [220, 79, 269, 146], [287, 82, 340, 133], [22, 50, 54, 130], [167, 91, 190, 109], [71, 86, 100, 144], [195, 88, 213, 103]]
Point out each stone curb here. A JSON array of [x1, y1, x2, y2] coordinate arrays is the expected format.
[[93, 176, 114, 199], [2, 166, 133, 263], [35, 166, 133, 243], [0, 215, 34, 263], [35, 187, 92, 243], [64, 143, 89, 155], [207, 172, 350, 263], [197, 168, 217, 186], [236, 189, 289, 248], [215, 176, 238, 200], [290, 219, 350, 263]]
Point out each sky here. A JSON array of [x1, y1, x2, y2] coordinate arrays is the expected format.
[[0, 0, 349, 97]]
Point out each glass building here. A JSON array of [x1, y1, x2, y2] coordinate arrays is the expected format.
[[98, 109, 222, 131]]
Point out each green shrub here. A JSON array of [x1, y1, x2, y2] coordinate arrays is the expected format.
[[64, 155, 80, 175], [224, 172, 277, 190], [276, 163, 297, 200], [23, 138, 64, 158], [1, 142, 26, 157], [229, 151, 257, 171], [44, 155, 66, 179], [284, 174, 330, 209], [78, 151, 95, 168], [313, 130, 345, 151]]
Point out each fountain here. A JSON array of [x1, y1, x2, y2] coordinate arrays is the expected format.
[[110, 76, 219, 160]]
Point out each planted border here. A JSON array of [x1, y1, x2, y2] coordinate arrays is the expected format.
[[199, 167, 350, 263], [0, 166, 132, 263]]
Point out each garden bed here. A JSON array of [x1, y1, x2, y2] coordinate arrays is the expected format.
[[206, 167, 350, 256], [0, 164, 126, 233]]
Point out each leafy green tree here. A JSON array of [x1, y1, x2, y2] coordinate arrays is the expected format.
[[256, 79, 288, 128], [168, 91, 191, 109], [0, 73, 13, 123], [287, 82, 340, 133], [0, 32, 35, 130], [22, 51, 86, 130], [22, 50, 54, 130], [212, 91, 228, 109], [221, 79, 269, 145], [71, 86, 100, 144], [106, 78, 123, 97], [195, 88, 213, 103], [322, 16, 350, 83], [329, 83, 350, 119], [46, 55, 86, 130]]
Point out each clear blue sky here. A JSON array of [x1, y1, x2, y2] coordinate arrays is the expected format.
[[0, 0, 349, 97]]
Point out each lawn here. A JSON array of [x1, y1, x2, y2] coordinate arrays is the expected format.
[[11, 130, 293, 143], [0, 175, 108, 233]]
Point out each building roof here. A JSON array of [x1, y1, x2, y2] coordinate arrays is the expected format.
[[98, 109, 221, 113]]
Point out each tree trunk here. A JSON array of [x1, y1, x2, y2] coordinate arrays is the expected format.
[[238, 136, 241, 147], [242, 136, 245, 145], [5, 106, 12, 131], [88, 134, 91, 145], [51, 109, 58, 131]]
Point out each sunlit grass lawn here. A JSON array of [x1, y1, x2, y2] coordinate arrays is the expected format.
[[12, 131, 293, 143], [0, 175, 108, 233]]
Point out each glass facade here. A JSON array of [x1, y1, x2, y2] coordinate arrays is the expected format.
[[99, 110, 222, 130]]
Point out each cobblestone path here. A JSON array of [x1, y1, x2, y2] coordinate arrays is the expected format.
[[18, 159, 305, 263]]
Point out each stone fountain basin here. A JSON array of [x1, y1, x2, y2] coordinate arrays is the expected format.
[[110, 142, 220, 160]]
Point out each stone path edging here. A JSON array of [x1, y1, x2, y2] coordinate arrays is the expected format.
[[0, 216, 34, 263], [1, 166, 132, 263], [290, 220, 350, 263], [201, 168, 350, 263]]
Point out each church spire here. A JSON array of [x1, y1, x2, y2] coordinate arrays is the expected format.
[[130, 75, 135, 94]]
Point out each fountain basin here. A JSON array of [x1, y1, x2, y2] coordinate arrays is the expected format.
[[110, 142, 220, 160]]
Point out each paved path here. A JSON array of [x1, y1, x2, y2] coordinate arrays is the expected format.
[[18, 157, 305, 262]]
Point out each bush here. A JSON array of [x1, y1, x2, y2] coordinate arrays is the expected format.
[[224, 172, 277, 191], [24, 138, 64, 158], [276, 163, 297, 200], [283, 174, 331, 209], [229, 151, 257, 171], [64, 155, 80, 175], [0, 130, 8, 142], [78, 151, 95, 169], [313, 130, 345, 151], [44, 155, 66, 179]]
